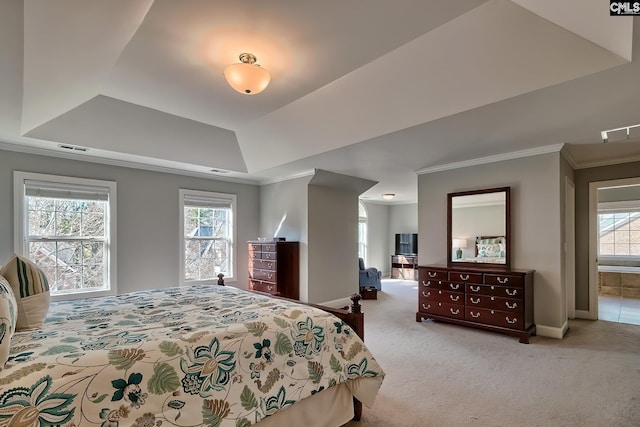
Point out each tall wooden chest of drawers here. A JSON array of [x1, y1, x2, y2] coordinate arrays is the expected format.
[[416, 265, 535, 343], [248, 241, 299, 300]]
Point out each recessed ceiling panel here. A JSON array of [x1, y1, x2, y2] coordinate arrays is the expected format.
[[237, 0, 628, 173], [25, 95, 247, 172]]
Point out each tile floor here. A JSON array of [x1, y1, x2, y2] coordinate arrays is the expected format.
[[598, 295, 640, 325]]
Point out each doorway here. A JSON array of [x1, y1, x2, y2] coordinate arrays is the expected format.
[[589, 177, 640, 325]]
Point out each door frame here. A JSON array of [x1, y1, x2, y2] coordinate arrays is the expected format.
[[588, 176, 640, 319], [565, 177, 576, 319]]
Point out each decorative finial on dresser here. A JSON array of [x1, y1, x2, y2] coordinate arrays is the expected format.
[[217, 273, 225, 286]]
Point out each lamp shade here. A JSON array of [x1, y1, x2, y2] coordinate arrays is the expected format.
[[224, 53, 271, 95], [452, 238, 468, 249]]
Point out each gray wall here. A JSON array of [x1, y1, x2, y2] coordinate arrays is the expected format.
[[389, 203, 418, 272], [360, 201, 418, 278], [259, 176, 310, 299], [0, 148, 260, 292], [308, 185, 360, 303], [574, 160, 640, 311], [361, 201, 390, 275], [418, 153, 565, 333]]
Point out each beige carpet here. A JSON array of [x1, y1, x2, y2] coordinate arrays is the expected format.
[[344, 279, 640, 427]]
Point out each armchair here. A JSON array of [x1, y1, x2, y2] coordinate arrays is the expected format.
[[359, 257, 382, 291]]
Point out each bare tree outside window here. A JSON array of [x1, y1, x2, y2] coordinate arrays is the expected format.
[[183, 206, 231, 281], [26, 197, 107, 294]]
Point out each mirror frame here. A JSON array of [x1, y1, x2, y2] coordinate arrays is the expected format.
[[447, 186, 511, 269]]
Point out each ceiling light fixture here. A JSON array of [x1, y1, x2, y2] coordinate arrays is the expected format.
[[224, 53, 271, 95], [382, 193, 395, 200]]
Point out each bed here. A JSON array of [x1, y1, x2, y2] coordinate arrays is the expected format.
[[454, 236, 506, 264], [0, 284, 384, 427]]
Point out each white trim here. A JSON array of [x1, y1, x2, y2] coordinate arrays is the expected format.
[[560, 146, 578, 169], [13, 171, 117, 300], [573, 153, 640, 170], [0, 140, 258, 185], [589, 176, 640, 320], [565, 176, 576, 320], [575, 309, 596, 320], [179, 189, 237, 286], [536, 321, 569, 339], [258, 169, 316, 186], [589, 181, 599, 319], [416, 144, 564, 175]]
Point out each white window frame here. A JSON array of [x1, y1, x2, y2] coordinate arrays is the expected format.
[[597, 200, 640, 261], [13, 171, 117, 301], [179, 189, 236, 285], [359, 201, 368, 264]]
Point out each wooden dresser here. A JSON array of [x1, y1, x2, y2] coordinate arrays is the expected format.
[[416, 265, 535, 343], [248, 241, 299, 300]]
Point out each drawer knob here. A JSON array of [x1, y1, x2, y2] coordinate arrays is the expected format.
[[470, 297, 480, 304], [450, 308, 460, 315], [460, 274, 469, 281], [506, 289, 518, 296], [450, 284, 460, 290], [428, 271, 437, 278], [506, 317, 518, 324], [497, 277, 509, 284], [470, 311, 480, 319], [450, 295, 460, 302], [470, 285, 480, 292], [506, 301, 518, 309]]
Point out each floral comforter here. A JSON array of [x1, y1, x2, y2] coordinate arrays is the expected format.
[[0, 285, 384, 426]]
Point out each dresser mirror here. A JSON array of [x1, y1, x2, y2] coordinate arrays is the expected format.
[[447, 186, 510, 268]]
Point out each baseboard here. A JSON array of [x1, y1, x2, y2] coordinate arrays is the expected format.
[[575, 309, 596, 320], [536, 320, 569, 339]]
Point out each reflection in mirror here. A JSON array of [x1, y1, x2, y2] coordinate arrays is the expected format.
[[447, 187, 510, 268]]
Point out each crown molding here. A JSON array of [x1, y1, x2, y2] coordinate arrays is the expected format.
[[560, 146, 578, 169], [416, 143, 565, 175], [0, 140, 259, 185], [259, 169, 316, 185], [571, 153, 640, 170]]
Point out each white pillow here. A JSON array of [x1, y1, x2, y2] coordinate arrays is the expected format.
[[0, 275, 18, 367], [0, 255, 51, 331], [477, 244, 501, 258]]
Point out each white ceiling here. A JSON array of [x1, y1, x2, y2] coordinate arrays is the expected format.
[[1, 1, 640, 203]]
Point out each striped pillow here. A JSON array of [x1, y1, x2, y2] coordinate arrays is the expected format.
[[0, 255, 51, 331], [0, 275, 18, 367]]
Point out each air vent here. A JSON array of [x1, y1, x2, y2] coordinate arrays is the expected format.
[[58, 144, 88, 152]]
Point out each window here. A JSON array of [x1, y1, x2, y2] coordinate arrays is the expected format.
[[14, 172, 117, 300], [598, 209, 640, 257], [359, 201, 368, 263], [180, 189, 236, 284]]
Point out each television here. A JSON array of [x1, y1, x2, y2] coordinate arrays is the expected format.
[[395, 233, 418, 255]]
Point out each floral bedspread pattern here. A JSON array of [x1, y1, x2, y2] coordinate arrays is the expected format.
[[0, 286, 384, 426]]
